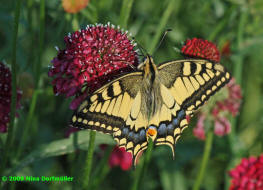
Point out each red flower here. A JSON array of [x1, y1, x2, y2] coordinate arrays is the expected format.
[[181, 38, 220, 62], [109, 146, 133, 171], [193, 78, 242, 140], [229, 154, 263, 190], [0, 62, 22, 133], [48, 23, 138, 110]]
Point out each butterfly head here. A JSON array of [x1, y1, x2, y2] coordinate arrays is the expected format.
[[146, 126, 157, 141], [137, 55, 157, 78]]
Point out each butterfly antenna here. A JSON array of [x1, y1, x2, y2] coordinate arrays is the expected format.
[[152, 29, 172, 56]]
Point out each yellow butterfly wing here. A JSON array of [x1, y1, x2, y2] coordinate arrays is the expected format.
[[70, 72, 149, 163], [158, 59, 231, 115], [147, 83, 188, 156], [148, 59, 231, 154]]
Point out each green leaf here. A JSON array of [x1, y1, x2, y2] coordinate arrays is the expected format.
[[7, 130, 115, 175], [119, 0, 135, 29]]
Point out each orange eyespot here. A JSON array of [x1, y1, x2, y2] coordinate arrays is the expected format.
[[147, 128, 157, 137]]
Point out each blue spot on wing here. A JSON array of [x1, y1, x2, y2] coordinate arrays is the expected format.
[[172, 118, 179, 126], [158, 123, 167, 136], [139, 130, 146, 141], [128, 132, 134, 141], [122, 128, 129, 136], [167, 124, 174, 135], [178, 110, 185, 119], [133, 133, 139, 143]]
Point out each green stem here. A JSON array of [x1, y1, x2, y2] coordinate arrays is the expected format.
[[131, 139, 154, 190], [233, 8, 247, 85], [0, 0, 21, 178], [24, 0, 34, 70], [16, 90, 41, 159], [82, 131, 96, 189], [27, 0, 33, 35], [72, 14, 80, 31], [35, 0, 45, 85], [208, 5, 237, 42], [224, 7, 248, 190], [226, 7, 247, 146], [27, 0, 45, 155], [119, 0, 135, 29], [88, 145, 113, 190], [148, 0, 179, 54], [193, 131, 214, 190]]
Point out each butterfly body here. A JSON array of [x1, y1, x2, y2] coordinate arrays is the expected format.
[[138, 56, 162, 119], [71, 55, 231, 164]]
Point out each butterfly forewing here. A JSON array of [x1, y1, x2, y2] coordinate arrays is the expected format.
[[158, 59, 231, 116], [71, 72, 150, 162]]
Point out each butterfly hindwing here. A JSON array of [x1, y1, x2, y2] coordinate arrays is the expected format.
[[149, 84, 188, 156], [158, 59, 231, 116], [113, 116, 148, 164]]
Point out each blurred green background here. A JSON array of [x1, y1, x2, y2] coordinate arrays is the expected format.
[[1, 0, 263, 189]]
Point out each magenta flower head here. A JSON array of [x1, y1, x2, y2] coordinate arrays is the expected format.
[[229, 154, 263, 190], [48, 23, 139, 110], [0, 62, 22, 133]]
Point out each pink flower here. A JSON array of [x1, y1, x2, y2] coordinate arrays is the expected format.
[[193, 78, 241, 140], [229, 154, 263, 190], [214, 116, 231, 137], [181, 38, 220, 62], [0, 62, 22, 133], [224, 78, 242, 116], [193, 114, 206, 140], [48, 23, 138, 110], [109, 146, 133, 171]]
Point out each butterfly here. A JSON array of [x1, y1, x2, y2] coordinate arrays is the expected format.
[[70, 55, 231, 165]]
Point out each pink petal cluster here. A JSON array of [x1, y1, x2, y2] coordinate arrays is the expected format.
[[214, 78, 242, 117], [0, 62, 22, 133], [48, 23, 138, 110], [181, 38, 220, 62], [193, 78, 241, 139], [213, 116, 231, 137], [193, 114, 206, 140], [229, 154, 263, 190], [109, 146, 133, 171]]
